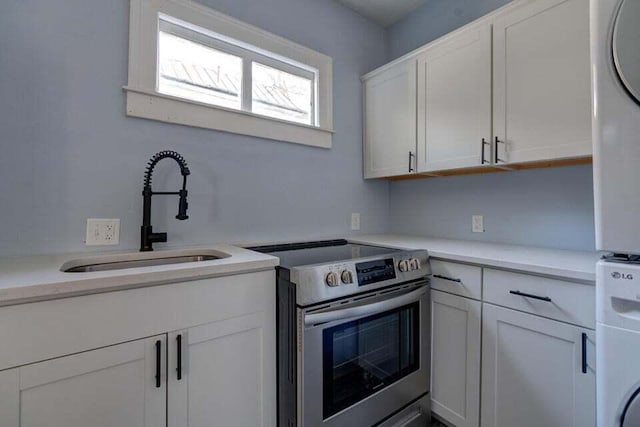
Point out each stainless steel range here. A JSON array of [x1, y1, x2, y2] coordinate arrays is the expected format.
[[251, 240, 431, 427]]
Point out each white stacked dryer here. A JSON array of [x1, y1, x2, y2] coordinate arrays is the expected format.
[[592, 0, 640, 425]]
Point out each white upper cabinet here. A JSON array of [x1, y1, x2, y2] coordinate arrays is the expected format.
[[363, 59, 417, 178], [0, 336, 167, 427], [417, 23, 492, 172], [362, 0, 592, 178], [492, 0, 592, 164]]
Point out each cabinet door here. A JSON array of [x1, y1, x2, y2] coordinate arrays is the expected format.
[[481, 304, 595, 427], [493, 0, 592, 164], [363, 60, 417, 178], [431, 290, 481, 427], [417, 23, 492, 172], [168, 312, 276, 427], [0, 335, 166, 427]]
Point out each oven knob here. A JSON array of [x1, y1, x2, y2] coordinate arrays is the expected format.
[[398, 260, 410, 272], [325, 272, 340, 287], [409, 258, 421, 271], [341, 270, 354, 284]]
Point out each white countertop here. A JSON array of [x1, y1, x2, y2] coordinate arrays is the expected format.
[[350, 235, 598, 282], [0, 244, 279, 307], [0, 235, 598, 306]]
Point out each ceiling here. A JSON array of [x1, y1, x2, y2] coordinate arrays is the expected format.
[[335, 0, 426, 27]]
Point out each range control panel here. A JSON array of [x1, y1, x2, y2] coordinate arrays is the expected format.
[[292, 250, 430, 306], [356, 258, 396, 286]]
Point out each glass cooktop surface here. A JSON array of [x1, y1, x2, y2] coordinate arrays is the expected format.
[[250, 240, 400, 269]]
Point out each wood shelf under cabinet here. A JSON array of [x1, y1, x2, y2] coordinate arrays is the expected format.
[[383, 156, 592, 181]]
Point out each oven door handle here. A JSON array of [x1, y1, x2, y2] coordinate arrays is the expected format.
[[304, 286, 427, 326]]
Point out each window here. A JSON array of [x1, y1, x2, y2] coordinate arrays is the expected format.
[[125, 0, 333, 148]]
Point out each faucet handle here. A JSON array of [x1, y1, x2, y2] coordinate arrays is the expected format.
[[176, 190, 189, 220]]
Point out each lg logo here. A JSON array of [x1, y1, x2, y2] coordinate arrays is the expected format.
[[612, 271, 634, 280]]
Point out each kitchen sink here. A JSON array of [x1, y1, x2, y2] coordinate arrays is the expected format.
[[61, 249, 230, 273]]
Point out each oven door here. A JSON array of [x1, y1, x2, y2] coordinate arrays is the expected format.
[[300, 282, 430, 427]]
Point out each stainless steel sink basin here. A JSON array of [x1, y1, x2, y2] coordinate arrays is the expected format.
[[61, 249, 229, 273]]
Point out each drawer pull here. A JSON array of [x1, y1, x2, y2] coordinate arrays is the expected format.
[[581, 333, 588, 374], [433, 274, 462, 283], [509, 290, 552, 302]]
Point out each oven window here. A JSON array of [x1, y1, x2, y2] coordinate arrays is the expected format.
[[322, 302, 420, 419]]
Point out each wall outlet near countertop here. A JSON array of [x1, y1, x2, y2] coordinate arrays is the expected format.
[[472, 215, 484, 233], [86, 218, 120, 245], [351, 213, 361, 231]]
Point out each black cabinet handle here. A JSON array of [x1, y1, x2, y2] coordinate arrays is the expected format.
[[481, 138, 490, 164], [433, 274, 462, 283], [408, 151, 415, 172], [509, 290, 552, 302], [495, 136, 504, 163], [176, 334, 183, 380], [155, 340, 161, 388], [582, 333, 588, 374]]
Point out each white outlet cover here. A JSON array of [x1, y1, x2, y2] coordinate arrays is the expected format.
[[472, 215, 484, 233], [351, 213, 361, 231], [86, 219, 120, 246]]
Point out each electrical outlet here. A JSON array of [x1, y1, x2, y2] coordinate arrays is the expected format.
[[472, 215, 484, 233], [351, 213, 361, 231], [86, 219, 120, 245]]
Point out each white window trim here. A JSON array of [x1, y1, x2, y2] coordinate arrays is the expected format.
[[125, 0, 334, 148]]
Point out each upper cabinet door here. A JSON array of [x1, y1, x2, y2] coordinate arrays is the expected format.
[[493, 0, 592, 164], [417, 23, 492, 173], [0, 336, 167, 427], [363, 60, 417, 178]]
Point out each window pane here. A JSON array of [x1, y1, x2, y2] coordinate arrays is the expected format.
[[252, 62, 313, 125], [158, 31, 242, 110]]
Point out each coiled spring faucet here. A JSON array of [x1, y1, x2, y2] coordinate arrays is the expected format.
[[140, 151, 190, 251]]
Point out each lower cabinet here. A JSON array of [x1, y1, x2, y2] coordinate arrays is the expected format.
[[0, 335, 167, 427], [0, 271, 277, 427], [431, 289, 481, 427], [481, 303, 595, 427], [168, 312, 275, 427], [0, 313, 275, 427]]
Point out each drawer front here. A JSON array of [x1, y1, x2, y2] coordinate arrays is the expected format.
[[430, 260, 482, 300], [483, 268, 595, 329]]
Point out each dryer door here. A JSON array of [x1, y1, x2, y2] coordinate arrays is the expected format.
[[613, 0, 640, 103], [622, 388, 640, 426]]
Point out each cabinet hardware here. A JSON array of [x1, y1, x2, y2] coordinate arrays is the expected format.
[[581, 333, 588, 374], [433, 274, 462, 283], [408, 151, 415, 172], [481, 138, 490, 164], [509, 290, 552, 302], [495, 136, 505, 163], [155, 340, 161, 388], [176, 334, 183, 380]]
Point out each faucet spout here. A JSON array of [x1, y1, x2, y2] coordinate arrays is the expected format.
[[140, 151, 191, 251]]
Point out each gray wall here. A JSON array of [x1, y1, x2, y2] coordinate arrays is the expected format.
[[390, 166, 595, 251], [0, 0, 390, 257], [386, 0, 596, 251], [388, 0, 512, 58]]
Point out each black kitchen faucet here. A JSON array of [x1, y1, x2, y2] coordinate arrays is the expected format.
[[140, 151, 190, 251]]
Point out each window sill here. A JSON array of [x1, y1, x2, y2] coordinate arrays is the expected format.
[[123, 86, 334, 149]]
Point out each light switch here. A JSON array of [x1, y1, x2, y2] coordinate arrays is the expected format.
[[351, 213, 361, 231], [472, 215, 484, 233]]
